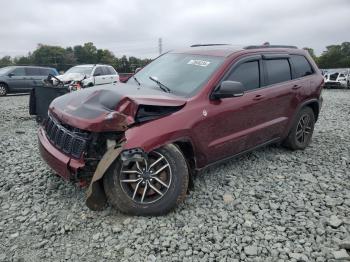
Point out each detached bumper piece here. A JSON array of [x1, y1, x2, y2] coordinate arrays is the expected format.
[[44, 115, 89, 159]]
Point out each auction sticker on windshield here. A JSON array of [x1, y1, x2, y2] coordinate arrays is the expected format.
[[187, 60, 211, 67]]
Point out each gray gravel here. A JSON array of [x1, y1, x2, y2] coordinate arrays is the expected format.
[[0, 90, 349, 261]]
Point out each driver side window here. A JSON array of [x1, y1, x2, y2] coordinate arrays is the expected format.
[[12, 68, 26, 76], [226, 61, 260, 91]]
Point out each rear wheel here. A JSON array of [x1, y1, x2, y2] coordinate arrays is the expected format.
[[284, 107, 315, 150], [0, 83, 8, 96], [103, 144, 189, 216]]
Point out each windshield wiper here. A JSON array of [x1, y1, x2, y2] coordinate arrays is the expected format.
[[133, 75, 141, 86], [149, 76, 171, 93]]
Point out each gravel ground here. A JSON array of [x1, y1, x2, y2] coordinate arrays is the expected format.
[[0, 90, 349, 262]]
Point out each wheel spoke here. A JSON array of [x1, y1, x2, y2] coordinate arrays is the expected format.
[[135, 161, 142, 172], [296, 129, 303, 138], [153, 177, 170, 188], [149, 156, 164, 170], [141, 183, 148, 203], [120, 178, 142, 183], [121, 170, 142, 175], [132, 180, 142, 200], [152, 164, 169, 175], [148, 182, 164, 196]]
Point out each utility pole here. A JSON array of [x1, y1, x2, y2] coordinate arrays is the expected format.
[[158, 38, 162, 55]]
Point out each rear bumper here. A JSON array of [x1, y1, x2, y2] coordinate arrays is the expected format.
[[38, 127, 85, 180]]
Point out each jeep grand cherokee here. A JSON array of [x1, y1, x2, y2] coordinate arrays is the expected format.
[[38, 44, 324, 216]]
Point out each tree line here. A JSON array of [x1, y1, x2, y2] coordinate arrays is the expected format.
[[303, 42, 350, 69], [0, 42, 152, 73], [0, 42, 349, 72]]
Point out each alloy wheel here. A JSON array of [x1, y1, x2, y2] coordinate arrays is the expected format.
[[119, 151, 172, 204], [296, 114, 312, 144], [0, 85, 7, 96]]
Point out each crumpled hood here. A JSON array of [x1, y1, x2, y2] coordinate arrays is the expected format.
[[57, 73, 86, 83], [49, 82, 187, 132]]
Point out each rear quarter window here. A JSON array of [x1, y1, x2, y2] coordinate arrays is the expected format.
[[265, 59, 291, 85], [290, 55, 314, 79]]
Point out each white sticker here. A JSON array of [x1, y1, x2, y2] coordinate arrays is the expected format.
[[187, 59, 211, 67]]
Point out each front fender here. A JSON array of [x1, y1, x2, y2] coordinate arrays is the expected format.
[[124, 118, 194, 154]]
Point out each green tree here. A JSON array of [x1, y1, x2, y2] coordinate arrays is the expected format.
[[0, 56, 13, 67], [317, 42, 350, 68], [303, 47, 318, 63]]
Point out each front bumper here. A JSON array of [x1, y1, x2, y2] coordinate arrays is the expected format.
[[38, 127, 85, 180]]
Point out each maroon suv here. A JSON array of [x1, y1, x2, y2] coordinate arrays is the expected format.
[[38, 44, 323, 215]]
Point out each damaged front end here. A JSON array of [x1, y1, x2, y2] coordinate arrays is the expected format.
[[38, 83, 186, 210]]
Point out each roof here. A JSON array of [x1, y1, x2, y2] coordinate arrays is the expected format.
[[171, 44, 302, 57], [171, 45, 244, 57]]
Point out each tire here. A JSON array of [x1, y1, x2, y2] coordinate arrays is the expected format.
[[283, 107, 315, 150], [103, 144, 189, 216], [0, 83, 8, 96]]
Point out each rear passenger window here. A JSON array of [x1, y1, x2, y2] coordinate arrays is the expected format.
[[107, 67, 117, 75], [290, 55, 313, 78], [226, 61, 260, 90], [25, 67, 41, 76], [102, 67, 111, 75], [265, 59, 291, 85], [39, 68, 49, 76]]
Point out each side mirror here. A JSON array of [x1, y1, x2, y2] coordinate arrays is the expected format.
[[211, 81, 244, 100], [135, 67, 142, 73], [8, 73, 14, 77]]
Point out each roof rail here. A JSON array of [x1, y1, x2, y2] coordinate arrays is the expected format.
[[190, 44, 229, 47], [244, 44, 298, 49]]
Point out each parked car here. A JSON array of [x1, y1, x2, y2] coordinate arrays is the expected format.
[[323, 71, 349, 88], [38, 44, 323, 215], [0, 66, 58, 96], [119, 73, 134, 83], [53, 64, 119, 87]]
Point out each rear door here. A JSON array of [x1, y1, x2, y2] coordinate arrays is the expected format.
[[103, 66, 119, 83]]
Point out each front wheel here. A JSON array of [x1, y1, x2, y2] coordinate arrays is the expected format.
[[0, 83, 8, 96], [103, 144, 189, 216], [283, 107, 315, 150]]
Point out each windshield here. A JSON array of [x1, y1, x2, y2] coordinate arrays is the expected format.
[[129, 53, 224, 97], [65, 66, 93, 75], [0, 67, 13, 75]]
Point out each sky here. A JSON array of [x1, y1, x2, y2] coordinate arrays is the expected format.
[[0, 0, 349, 59]]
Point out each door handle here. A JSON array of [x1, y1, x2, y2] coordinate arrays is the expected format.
[[292, 84, 301, 90], [253, 94, 264, 101]]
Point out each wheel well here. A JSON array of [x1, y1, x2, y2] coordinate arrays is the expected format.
[[305, 101, 319, 121], [173, 140, 196, 190], [173, 141, 195, 170], [0, 82, 8, 89]]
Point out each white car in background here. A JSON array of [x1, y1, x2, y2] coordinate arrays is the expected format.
[[56, 64, 119, 87], [324, 70, 350, 89]]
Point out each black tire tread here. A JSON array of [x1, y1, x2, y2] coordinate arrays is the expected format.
[[284, 106, 315, 150], [103, 144, 189, 216]]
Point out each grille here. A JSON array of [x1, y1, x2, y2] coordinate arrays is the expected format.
[[44, 115, 89, 158]]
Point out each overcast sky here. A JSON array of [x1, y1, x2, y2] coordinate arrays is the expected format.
[[0, 0, 349, 59]]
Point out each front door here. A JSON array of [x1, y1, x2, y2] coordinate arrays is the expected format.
[[7, 67, 29, 91]]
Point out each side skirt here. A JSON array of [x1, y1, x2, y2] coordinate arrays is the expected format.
[[196, 137, 281, 173]]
